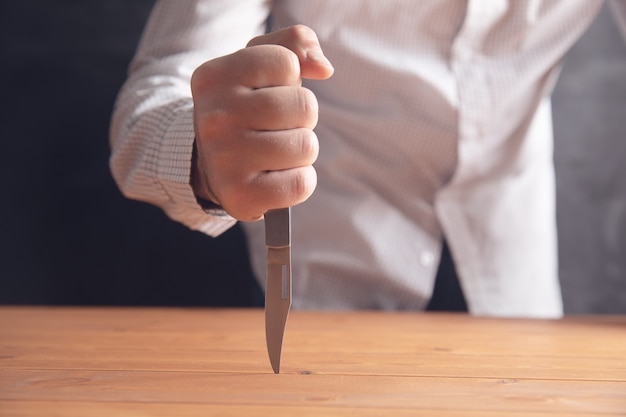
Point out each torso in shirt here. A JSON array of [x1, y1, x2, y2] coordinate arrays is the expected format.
[[241, 0, 604, 313]]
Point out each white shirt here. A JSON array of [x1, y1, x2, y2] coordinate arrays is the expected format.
[[110, 0, 624, 317]]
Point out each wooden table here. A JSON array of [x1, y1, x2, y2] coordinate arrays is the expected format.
[[0, 307, 625, 416]]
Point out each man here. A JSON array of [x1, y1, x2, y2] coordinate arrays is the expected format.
[[110, 1, 626, 317]]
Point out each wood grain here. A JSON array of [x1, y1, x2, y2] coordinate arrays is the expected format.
[[1, 307, 625, 416], [0, 400, 598, 417]]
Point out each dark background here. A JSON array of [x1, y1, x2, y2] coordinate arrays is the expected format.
[[0, 0, 255, 307], [1, 1, 625, 313]]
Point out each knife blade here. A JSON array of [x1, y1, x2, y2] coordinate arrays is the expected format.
[[264, 207, 292, 374]]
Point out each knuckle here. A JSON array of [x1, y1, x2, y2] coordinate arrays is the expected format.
[[247, 44, 300, 86], [191, 54, 232, 91], [297, 88, 319, 126], [292, 166, 317, 202], [286, 24, 315, 43], [191, 62, 214, 92], [299, 129, 319, 163], [276, 46, 300, 77]]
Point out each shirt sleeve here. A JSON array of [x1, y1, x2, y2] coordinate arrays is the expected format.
[[109, 0, 271, 236]]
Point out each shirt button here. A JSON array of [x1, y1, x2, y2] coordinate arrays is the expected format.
[[419, 251, 435, 268]]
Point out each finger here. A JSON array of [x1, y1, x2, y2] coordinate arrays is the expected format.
[[218, 166, 318, 222], [255, 165, 318, 208], [228, 166, 316, 220], [241, 128, 319, 172], [238, 86, 319, 131], [236, 45, 302, 88], [194, 45, 302, 90], [247, 24, 334, 80]]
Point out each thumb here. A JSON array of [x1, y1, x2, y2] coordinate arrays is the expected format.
[[302, 47, 334, 80], [247, 24, 334, 80]]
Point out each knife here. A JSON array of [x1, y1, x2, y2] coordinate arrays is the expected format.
[[264, 207, 292, 374]]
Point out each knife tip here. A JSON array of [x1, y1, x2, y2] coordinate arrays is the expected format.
[[272, 363, 280, 374]]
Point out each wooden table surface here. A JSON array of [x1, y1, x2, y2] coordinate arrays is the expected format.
[[0, 307, 625, 416]]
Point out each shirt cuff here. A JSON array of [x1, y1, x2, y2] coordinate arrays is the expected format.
[[157, 103, 237, 237]]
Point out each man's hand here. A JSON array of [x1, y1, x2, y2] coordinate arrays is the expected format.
[[190, 25, 334, 221]]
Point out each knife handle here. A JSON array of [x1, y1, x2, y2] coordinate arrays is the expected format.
[[265, 208, 291, 248]]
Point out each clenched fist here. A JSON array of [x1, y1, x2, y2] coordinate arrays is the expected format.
[[190, 25, 334, 221]]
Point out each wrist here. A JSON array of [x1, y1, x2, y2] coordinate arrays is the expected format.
[[190, 140, 228, 216]]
